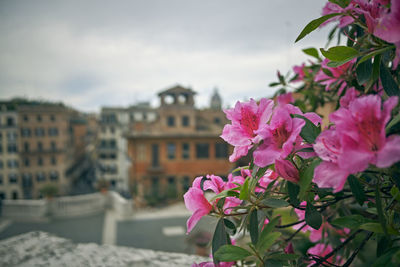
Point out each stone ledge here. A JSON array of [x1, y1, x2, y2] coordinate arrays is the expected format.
[[0, 231, 208, 267]]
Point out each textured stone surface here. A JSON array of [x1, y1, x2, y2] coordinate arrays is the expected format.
[[0, 231, 208, 267]]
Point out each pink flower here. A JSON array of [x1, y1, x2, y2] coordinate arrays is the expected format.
[[321, 2, 355, 28], [184, 177, 213, 233], [203, 175, 225, 194], [191, 262, 234, 267], [284, 242, 295, 254], [330, 95, 400, 172], [292, 63, 309, 82], [313, 129, 350, 192], [307, 244, 334, 266], [315, 59, 356, 94], [275, 159, 299, 183], [277, 93, 295, 106], [253, 104, 321, 167], [340, 87, 359, 108], [221, 98, 274, 162]]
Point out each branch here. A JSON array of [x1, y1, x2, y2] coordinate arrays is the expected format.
[[285, 223, 307, 242], [276, 219, 305, 228], [342, 231, 373, 267]]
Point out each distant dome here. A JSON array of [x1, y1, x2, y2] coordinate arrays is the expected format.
[[210, 88, 222, 109]]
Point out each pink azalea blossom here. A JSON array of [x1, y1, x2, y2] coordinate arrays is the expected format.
[[315, 59, 356, 94], [292, 63, 309, 82], [221, 98, 274, 162], [254, 104, 321, 167], [284, 242, 295, 254], [275, 159, 299, 183], [330, 95, 400, 172], [184, 176, 213, 233], [307, 244, 334, 267], [313, 129, 350, 193], [203, 175, 225, 194], [277, 92, 295, 106], [340, 87, 359, 108], [321, 2, 355, 28]]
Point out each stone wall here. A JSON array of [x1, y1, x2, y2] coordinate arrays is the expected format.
[[0, 231, 208, 267]]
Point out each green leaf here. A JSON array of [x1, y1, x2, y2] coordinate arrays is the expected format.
[[214, 245, 252, 262], [257, 232, 281, 252], [262, 198, 289, 208], [239, 177, 250, 200], [326, 59, 355, 67], [380, 62, 400, 96], [332, 215, 366, 229], [376, 185, 388, 236], [210, 188, 240, 202], [329, 0, 351, 8], [212, 218, 230, 265], [256, 167, 268, 178], [292, 114, 321, 143], [356, 59, 372, 85], [305, 202, 322, 230], [357, 46, 394, 66], [264, 259, 283, 267], [295, 13, 342, 42], [302, 47, 320, 59], [320, 46, 359, 62], [297, 147, 314, 153], [372, 54, 381, 82], [224, 219, 237, 235], [250, 209, 259, 245], [386, 112, 400, 134], [258, 216, 280, 250], [348, 175, 366, 206], [360, 222, 384, 233], [268, 253, 301, 261], [299, 159, 321, 200], [287, 182, 300, 206]]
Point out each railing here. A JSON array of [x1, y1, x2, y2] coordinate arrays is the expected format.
[[1, 191, 133, 220], [2, 199, 47, 220]]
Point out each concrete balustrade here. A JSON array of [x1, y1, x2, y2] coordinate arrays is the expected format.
[[1, 191, 132, 220]]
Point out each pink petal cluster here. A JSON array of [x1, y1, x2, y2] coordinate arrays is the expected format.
[[321, 2, 356, 28], [277, 92, 295, 106], [315, 58, 356, 94], [313, 95, 400, 192], [221, 98, 274, 162], [292, 63, 310, 82], [254, 104, 322, 167], [307, 243, 334, 267], [275, 159, 299, 183]]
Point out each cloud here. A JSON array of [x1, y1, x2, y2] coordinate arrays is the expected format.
[[0, 0, 330, 112]]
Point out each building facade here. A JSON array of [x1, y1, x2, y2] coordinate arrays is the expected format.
[[127, 85, 234, 206]]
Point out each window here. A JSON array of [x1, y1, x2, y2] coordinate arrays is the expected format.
[[182, 116, 189, 127], [12, 191, 18, 200], [51, 156, 57, 165], [0, 192, 5, 200], [51, 141, 57, 151], [137, 144, 146, 161], [0, 160, 3, 169], [7, 132, 17, 141], [21, 128, 31, 137], [109, 153, 117, 159], [36, 172, 46, 182], [50, 171, 59, 181], [48, 127, 59, 136], [7, 143, 18, 153], [6, 117, 15, 126], [35, 127, 45, 137], [167, 143, 176, 159], [50, 115, 56, 122], [151, 144, 159, 166], [167, 176, 177, 199], [23, 115, 28, 122], [110, 127, 115, 134], [24, 158, 30, 167], [0, 175, 3, 185], [214, 117, 221, 124], [215, 143, 228, 158], [182, 143, 190, 159], [167, 116, 175, 127], [22, 173, 33, 187], [37, 114, 42, 122], [7, 159, 19, 168], [109, 139, 116, 148], [152, 177, 159, 194], [24, 142, 29, 152], [38, 157, 44, 166], [0, 144, 2, 153], [37, 142, 43, 151], [8, 173, 18, 183], [182, 176, 190, 192], [196, 143, 209, 158]]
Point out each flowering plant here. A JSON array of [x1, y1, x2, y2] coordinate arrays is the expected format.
[[187, 0, 400, 266]]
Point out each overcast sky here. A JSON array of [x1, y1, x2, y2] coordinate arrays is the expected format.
[[0, 0, 332, 112]]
